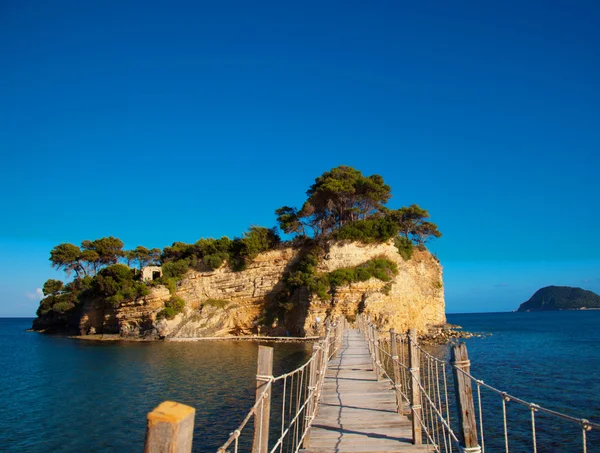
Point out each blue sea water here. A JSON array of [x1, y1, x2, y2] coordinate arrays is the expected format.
[[0, 312, 598, 452]]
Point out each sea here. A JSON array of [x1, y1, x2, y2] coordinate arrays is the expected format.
[[0, 311, 598, 453]]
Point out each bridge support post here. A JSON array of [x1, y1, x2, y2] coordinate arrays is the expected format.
[[390, 329, 403, 414], [253, 346, 273, 453], [367, 323, 375, 362], [302, 343, 320, 448], [144, 401, 195, 453], [408, 328, 422, 445], [373, 326, 382, 381], [334, 316, 343, 356], [451, 343, 481, 453]]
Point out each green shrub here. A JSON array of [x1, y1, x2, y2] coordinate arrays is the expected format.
[[160, 228, 280, 274], [157, 296, 185, 320], [335, 217, 399, 243], [203, 253, 226, 270], [162, 260, 189, 279], [381, 282, 393, 295], [394, 236, 413, 261], [159, 277, 178, 294], [203, 298, 230, 309], [92, 264, 149, 307], [52, 301, 72, 313], [285, 251, 398, 301]]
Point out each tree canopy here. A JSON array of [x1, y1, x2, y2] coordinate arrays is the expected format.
[[276, 166, 392, 237], [275, 165, 441, 247]]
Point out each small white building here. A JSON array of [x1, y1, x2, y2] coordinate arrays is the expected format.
[[141, 266, 162, 282]]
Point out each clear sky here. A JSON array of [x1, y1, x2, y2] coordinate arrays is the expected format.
[[1, 0, 599, 316]]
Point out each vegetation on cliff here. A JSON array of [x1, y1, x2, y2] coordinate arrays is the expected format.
[[34, 165, 441, 333], [517, 286, 600, 311], [275, 166, 441, 247]]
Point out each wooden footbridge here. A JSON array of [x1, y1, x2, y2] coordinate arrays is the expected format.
[[304, 328, 425, 452], [143, 317, 599, 453]]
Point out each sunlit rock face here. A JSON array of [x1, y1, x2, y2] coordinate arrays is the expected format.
[[80, 242, 445, 338]]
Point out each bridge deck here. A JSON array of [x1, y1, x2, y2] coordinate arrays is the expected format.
[[302, 329, 427, 453]]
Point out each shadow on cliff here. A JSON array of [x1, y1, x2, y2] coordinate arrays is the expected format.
[[259, 242, 317, 337]]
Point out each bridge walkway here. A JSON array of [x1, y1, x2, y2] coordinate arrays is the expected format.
[[301, 328, 427, 453]]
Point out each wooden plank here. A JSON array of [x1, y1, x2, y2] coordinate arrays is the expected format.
[[302, 328, 428, 453]]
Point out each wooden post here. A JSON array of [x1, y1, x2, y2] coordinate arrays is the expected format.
[[373, 326, 382, 381], [314, 340, 325, 403], [334, 317, 343, 356], [408, 329, 422, 445], [324, 325, 332, 362], [302, 343, 320, 448], [253, 346, 273, 453], [390, 329, 402, 414], [144, 401, 195, 453], [451, 343, 480, 452]]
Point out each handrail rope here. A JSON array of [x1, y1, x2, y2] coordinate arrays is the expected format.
[[272, 355, 315, 382], [216, 322, 339, 453], [217, 381, 273, 452], [364, 315, 599, 442], [362, 319, 456, 452], [411, 368, 462, 446], [453, 366, 600, 430], [269, 382, 317, 453], [362, 318, 456, 451]]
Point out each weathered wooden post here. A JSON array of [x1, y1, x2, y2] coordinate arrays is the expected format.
[[390, 329, 403, 414], [314, 339, 325, 404], [334, 316, 343, 356], [451, 343, 481, 452], [302, 343, 320, 448], [324, 324, 332, 362], [373, 326, 382, 381], [368, 323, 374, 357], [253, 346, 273, 453], [144, 401, 195, 453], [408, 328, 422, 445]]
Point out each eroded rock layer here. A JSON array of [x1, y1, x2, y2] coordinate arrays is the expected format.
[[79, 242, 445, 338]]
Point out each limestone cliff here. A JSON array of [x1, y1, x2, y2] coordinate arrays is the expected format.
[[79, 241, 444, 338]]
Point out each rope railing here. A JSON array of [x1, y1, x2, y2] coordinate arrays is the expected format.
[[357, 314, 598, 453], [454, 366, 600, 453], [215, 316, 346, 453]]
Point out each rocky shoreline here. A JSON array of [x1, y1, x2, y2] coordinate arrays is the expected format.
[[419, 324, 490, 345], [33, 323, 486, 345]]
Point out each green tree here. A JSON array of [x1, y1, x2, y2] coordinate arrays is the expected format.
[[81, 237, 124, 267], [80, 249, 101, 275], [123, 250, 136, 268], [130, 246, 163, 270], [388, 205, 442, 246], [276, 166, 392, 237], [275, 206, 305, 236], [50, 243, 84, 277], [42, 279, 64, 296]]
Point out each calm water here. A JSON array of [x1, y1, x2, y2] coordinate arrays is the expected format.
[[0, 312, 598, 452]]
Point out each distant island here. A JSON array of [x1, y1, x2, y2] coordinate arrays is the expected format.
[[517, 286, 600, 312]]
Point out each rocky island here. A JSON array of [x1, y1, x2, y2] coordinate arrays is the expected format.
[[32, 166, 446, 339], [517, 285, 600, 312]]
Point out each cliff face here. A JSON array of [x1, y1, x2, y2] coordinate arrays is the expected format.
[[79, 241, 445, 338]]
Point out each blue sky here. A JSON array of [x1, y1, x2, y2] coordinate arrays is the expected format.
[[1, 0, 599, 316]]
